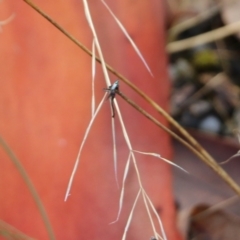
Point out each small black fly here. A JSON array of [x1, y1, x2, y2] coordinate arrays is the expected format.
[[104, 80, 119, 118]]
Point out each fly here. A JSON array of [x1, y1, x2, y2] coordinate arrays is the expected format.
[[104, 80, 119, 118]]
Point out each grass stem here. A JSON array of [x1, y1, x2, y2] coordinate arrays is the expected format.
[[0, 136, 55, 240]]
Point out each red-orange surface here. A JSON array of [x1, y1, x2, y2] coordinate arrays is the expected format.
[[0, 1, 181, 239]]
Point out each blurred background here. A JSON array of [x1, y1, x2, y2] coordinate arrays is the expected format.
[[167, 0, 240, 239]]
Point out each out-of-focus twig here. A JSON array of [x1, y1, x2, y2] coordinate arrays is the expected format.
[[0, 219, 35, 240], [167, 19, 240, 53], [168, 4, 220, 41]]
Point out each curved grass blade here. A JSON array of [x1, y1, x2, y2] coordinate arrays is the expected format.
[[0, 136, 55, 240], [0, 219, 35, 240], [141, 192, 159, 240], [143, 190, 167, 240], [91, 38, 96, 116], [122, 189, 141, 240], [133, 150, 188, 173], [82, 0, 111, 86], [65, 93, 107, 201], [111, 115, 119, 188], [101, 0, 153, 77], [110, 153, 131, 224]]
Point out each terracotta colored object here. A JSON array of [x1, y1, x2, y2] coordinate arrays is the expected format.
[[0, 1, 181, 239]]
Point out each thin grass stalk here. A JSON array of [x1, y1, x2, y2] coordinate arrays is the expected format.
[[122, 189, 141, 240], [114, 102, 144, 190], [111, 115, 119, 188], [0, 219, 35, 240], [101, 0, 153, 76], [167, 4, 220, 41], [167, 19, 240, 53], [141, 192, 161, 240], [133, 150, 187, 173], [91, 39, 96, 116], [129, 151, 162, 237], [0, 136, 55, 240], [64, 93, 107, 201], [82, 0, 111, 87], [143, 190, 166, 240], [110, 153, 131, 224]]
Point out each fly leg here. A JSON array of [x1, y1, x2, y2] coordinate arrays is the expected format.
[[110, 97, 115, 118], [103, 80, 119, 118]]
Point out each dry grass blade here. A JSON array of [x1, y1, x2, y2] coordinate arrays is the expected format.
[[143, 190, 166, 240], [141, 193, 159, 239], [133, 150, 188, 173], [110, 153, 131, 224], [64, 94, 107, 201], [167, 20, 240, 53], [82, 0, 111, 86], [122, 189, 141, 240], [101, 0, 153, 77], [167, 4, 220, 41], [0, 136, 55, 240], [111, 115, 119, 188], [91, 39, 96, 116], [0, 219, 35, 240]]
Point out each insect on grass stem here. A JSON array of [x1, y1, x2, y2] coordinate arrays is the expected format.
[[104, 80, 119, 118]]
